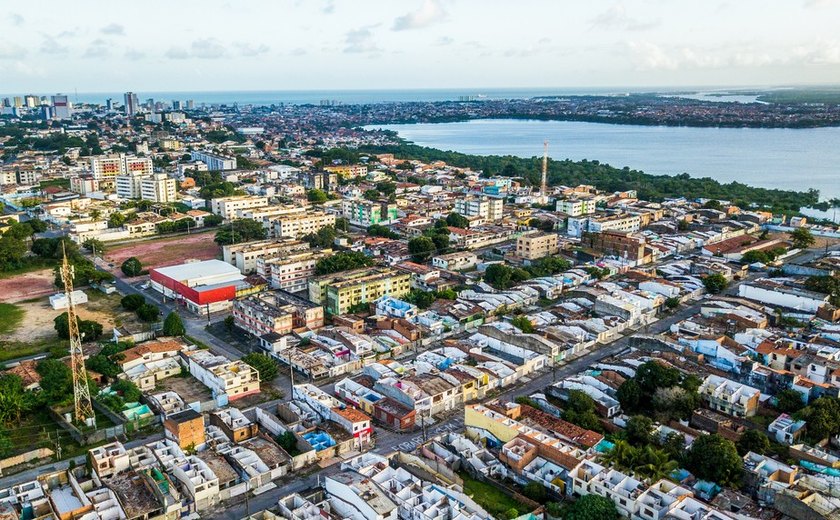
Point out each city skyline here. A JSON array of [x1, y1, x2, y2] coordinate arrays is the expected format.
[[2, 0, 840, 92]]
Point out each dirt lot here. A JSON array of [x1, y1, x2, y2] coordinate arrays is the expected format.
[[5, 291, 145, 343], [0, 268, 57, 303], [103, 232, 220, 278]]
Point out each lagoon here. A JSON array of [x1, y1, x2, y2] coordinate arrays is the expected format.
[[370, 119, 840, 200]]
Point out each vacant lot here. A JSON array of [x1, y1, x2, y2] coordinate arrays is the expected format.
[[0, 303, 24, 335], [156, 374, 213, 404], [4, 291, 145, 343], [0, 268, 57, 303], [104, 232, 220, 277]]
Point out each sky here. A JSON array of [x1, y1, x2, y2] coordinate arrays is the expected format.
[[2, 0, 840, 94]]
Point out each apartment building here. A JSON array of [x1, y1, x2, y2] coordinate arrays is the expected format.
[[115, 171, 143, 199], [222, 238, 310, 274], [516, 232, 560, 260], [190, 150, 237, 171], [567, 213, 642, 238], [210, 196, 268, 220], [342, 199, 399, 227], [141, 173, 178, 203], [556, 198, 597, 216], [699, 374, 760, 417], [454, 195, 504, 221], [186, 350, 261, 402], [323, 164, 368, 179], [169, 456, 221, 511], [432, 251, 478, 271], [90, 153, 152, 190], [238, 205, 305, 229], [271, 211, 336, 238], [70, 175, 99, 195], [582, 231, 651, 265], [308, 267, 411, 315], [257, 249, 333, 293]]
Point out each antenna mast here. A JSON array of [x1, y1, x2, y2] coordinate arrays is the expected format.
[[541, 140, 549, 200], [60, 244, 95, 424]]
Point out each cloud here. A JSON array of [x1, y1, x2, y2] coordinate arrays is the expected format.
[[40, 36, 68, 55], [234, 42, 270, 57], [9, 13, 24, 26], [590, 2, 660, 31], [393, 0, 447, 31], [804, 0, 840, 7], [323, 0, 335, 13], [435, 36, 454, 46], [83, 39, 109, 58], [165, 47, 190, 60], [191, 38, 225, 59], [100, 23, 125, 36], [125, 49, 146, 60], [167, 39, 227, 59], [344, 26, 382, 54], [0, 39, 26, 59]]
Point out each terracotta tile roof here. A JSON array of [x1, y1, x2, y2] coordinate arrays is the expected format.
[[331, 406, 370, 423], [118, 339, 184, 365], [518, 404, 603, 449]]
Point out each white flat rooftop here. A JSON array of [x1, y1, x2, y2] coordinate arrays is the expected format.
[[153, 260, 243, 283]]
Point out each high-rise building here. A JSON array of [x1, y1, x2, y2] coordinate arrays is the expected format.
[[13, 97, 23, 108], [172, 100, 183, 110], [123, 91, 138, 116], [185, 100, 194, 110], [90, 154, 153, 192], [51, 95, 72, 119], [24, 95, 38, 108], [105, 98, 114, 111]]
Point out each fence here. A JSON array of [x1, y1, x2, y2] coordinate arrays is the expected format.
[[0, 448, 54, 475]]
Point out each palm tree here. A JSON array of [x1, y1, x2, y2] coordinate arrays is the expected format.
[[602, 440, 638, 471], [634, 446, 679, 483]]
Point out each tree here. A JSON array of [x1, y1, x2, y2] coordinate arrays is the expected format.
[[121, 294, 146, 311], [108, 212, 126, 228], [684, 434, 743, 486], [314, 251, 375, 275], [740, 250, 771, 265], [702, 273, 728, 294], [404, 290, 436, 309], [0, 375, 33, 425], [664, 297, 681, 309], [86, 354, 121, 378], [510, 315, 535, 333], [626, 415, 654, 445], [363, 189, 380, 201], [0, 236, 27, 271], [36, 359, 74, 403], [522, 481, 547, 503], [303, 226, 337, 248], [111, 379, 142, 402], [635, 361, 681, 394], [242, 353, 279, 382], [214, 219, 266, 245], [561, 494, 619, 520], [408, 236, 435, 263], [562, 390, 603, 432], [634, 445, 679, 482], [789, 227, 815, 249], [82, 238, 106, 255], [775, 389, 805, 413], [136, 303, 160, 322], [617, 379, 642, 413], [306, 189, 328, 203], [797, 397, 840, 442], [736, 429, 771, 456], [276, 430, 298, 455], [367, 224, 399, 239], [54, 312, 103, 340], [121, 257, 143, 277], [484, 264, 518, 290], [162, 312, 186, 336], [224, 315, 236, 331], [446, 212, 470, 228]]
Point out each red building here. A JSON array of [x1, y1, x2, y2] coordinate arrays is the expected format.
[[149, 259, 245, 314]]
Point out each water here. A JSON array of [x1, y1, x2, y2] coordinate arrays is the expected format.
[[7, 87, 767, 107], [369, 119, 840, 200]]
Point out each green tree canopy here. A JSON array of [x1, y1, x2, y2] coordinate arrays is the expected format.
[[121, 257, 143, 277], [214, 219, 267, 245], [315, 251, 375, 275], [736, 429, 771, 456], [445, 212, 470, 228], [702, 273, 728, 294], [120, 294, 146, 311], [408, 236, 436, 263], [162, 311, 186, 336], [561, 494, 619, 520], [789, 227, 815, 249], [242, 353, 279, 382], [306, 189, 328, 203], [684, 434, 743, 486]]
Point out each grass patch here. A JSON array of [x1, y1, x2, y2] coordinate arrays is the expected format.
[[0, 257, 56, 279], [459, 471, 530, 519], [0, 303, 24, 335], [0, 338, 66, 363]]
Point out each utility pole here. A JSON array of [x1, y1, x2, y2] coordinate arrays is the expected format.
[[206, 303, 211, 325]]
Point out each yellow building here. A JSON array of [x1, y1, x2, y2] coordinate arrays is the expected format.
[[308, 267, 410, 315], [324, 164, 368, 179], [516, 232, 560, 260]]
